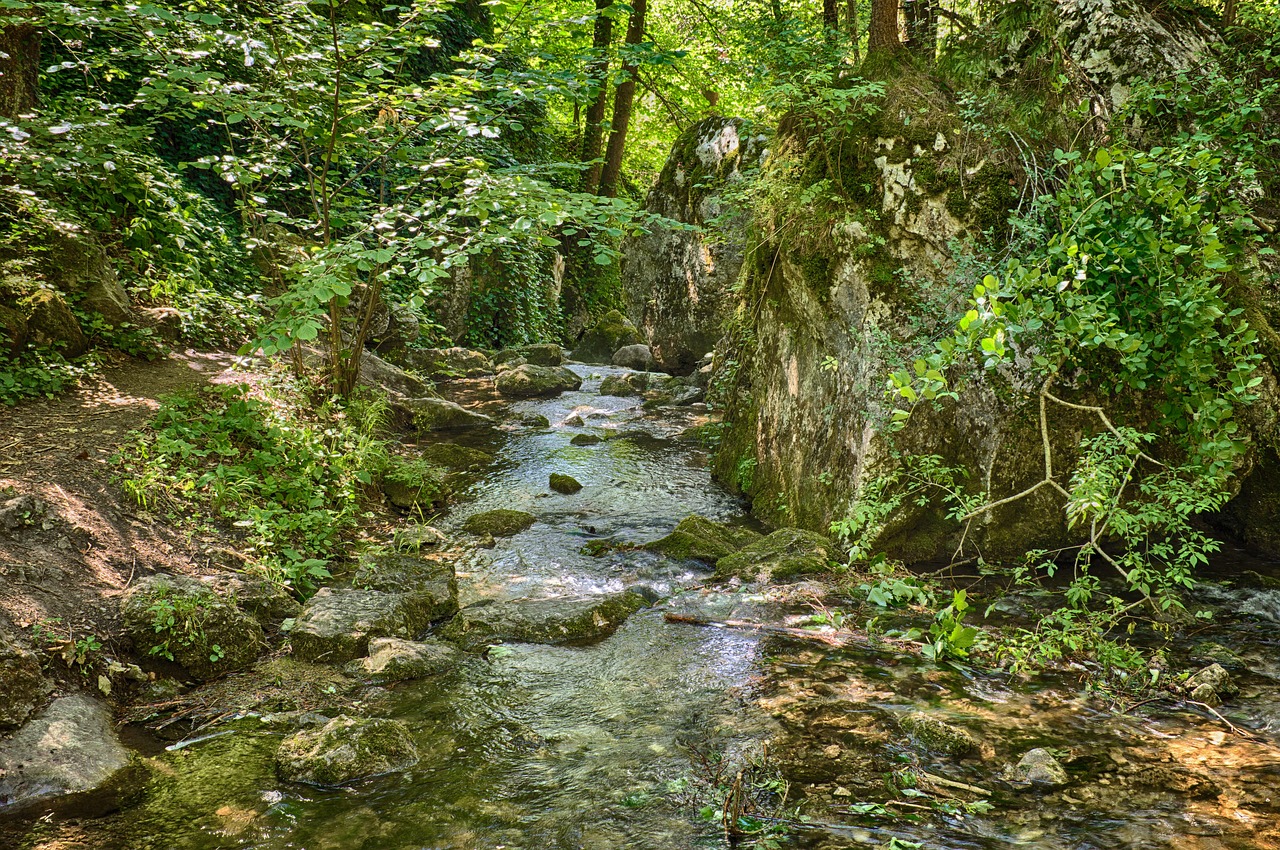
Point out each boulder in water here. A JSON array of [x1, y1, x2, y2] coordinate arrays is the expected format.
[[715, 528, 836, 581], [351, 637, 460, 683], [571, 310, 643, 364], [462, 509, 535, 537], [519, 343, 564, 367], [570, 433, 602, 446], [353, 552, 458, 624], [441, 591, 651, 649], [612, 343, 659, 372], [1178, 663, 1239, 707], [599, 374, 641, 397], [646, 515, 761, 564], [419, 443, 494, 472], [276, 715, 419, 786], [0, 694, 145, 816], [402, 347, 493, 379], [495, 364, 582, 398], [290, 587, 434, 664], [1011, 748, 1069, 788], [550, 473, 583, 494], [120, 575, 263, 680], [897, 712, 978, 757], [400, 396, 494, 433]]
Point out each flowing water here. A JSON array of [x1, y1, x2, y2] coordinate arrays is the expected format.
[[13, 365, 1280, 850]]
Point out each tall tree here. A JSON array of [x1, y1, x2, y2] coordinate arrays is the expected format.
[[597, 0, 646, 198], [0, 13, 40, 119], [904, 0, 937, 60], [867, 0, 900, 55], [847, 0, 861, 61], [823, 0, 839, 38], [580, 0, 614, 193]]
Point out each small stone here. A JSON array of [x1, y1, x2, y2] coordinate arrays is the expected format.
[[1012, 748, 1069, 788], [1178, 663, 1239, 707], [897, 711, 978, 756], [550, 473, 583, 494], [0, 494, 44, 532], [462, 509, 536, 537], [570, 434, 602, 446], [276, 715, 418, 786]]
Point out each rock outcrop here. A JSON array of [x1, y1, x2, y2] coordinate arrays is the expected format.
[[120, 575, 263, 680], [570, 310, 643, 364], [620, 116, 766, 373], [441, 591, 651, 649]]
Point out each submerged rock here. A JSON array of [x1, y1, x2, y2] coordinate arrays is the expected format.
[[495, 364, 583, 398], [0, 694, 144, 815], [120, 575, 263, 680], [550, 473, 583, 494], [897, 712, 978, 757], [715, 528, 835, 581], [462, 509, 536, 537], [612, 343, 659, 372], [400, 396, 494, 433], [571, 310, 643, 364], [290, 587, 434, 664], [0, 631, 45, 729], [351, 637, 460, 683], [441, 591, 651, 649], [1178, 663, 1239, 707], [276, 715, 419, 786], [646, 515, 762, 564], [570, 433, 602, 446], [1011, 748, 1069, 788]]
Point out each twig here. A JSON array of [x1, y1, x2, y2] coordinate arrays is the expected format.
[[662, 612, 921, 655], [1183, 699, 1269, 743], [919, 771, 992, 797]]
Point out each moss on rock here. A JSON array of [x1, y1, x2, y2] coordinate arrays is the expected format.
[[897, 711, 978, 756], [440, 591, 651, 649], [120, 575, 263, 680], [714, 528, 836, 581], [571, 310, 643, 364], [276, 715, 419, 786], [646, 515, 762, 564], [462, 509, 535, 536], [495, 364, 583, 398], [549, 473, 583, 494]]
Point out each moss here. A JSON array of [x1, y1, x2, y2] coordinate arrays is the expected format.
[[897, 712, 978, 756], [440, 591, 650, 649], [549, 473, 582, 494], [599, 374, 640, 397], [120, 576, 263, 681], [570, 433, 602, 446], [714, 528, 836, 581], [645, 515, 762, 563], [461, 509, 535, 536], [276, 716, 419, 786], [419, 442, 493, 472]]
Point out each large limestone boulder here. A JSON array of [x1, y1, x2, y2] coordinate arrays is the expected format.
[[402, 347, 493, 379], [645, 515, 762, 564], [440, 591, 651, 649], [611, 343, 658, 372], [350, 637, 459, 683], [0, 630, 46, 729], [290, 587, 434, 664], [399, 396, 494, 433], [25, 289, 88, 357], [570, 310, 643, 364], [494, 364, 582, 398], [0, 695, 144, 815], [276, 715, 418, 786], [120, 575, 263, 680], [620, 117, 766, 374]]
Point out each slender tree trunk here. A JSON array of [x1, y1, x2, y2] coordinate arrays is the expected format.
[[847, 0, 860, 61], [580, 0, 613, 193], [823, 0, 839, 40], [0, 15, 40, 119], [1223, 0, 1237, 26], [597, 0, 645, 198], [867, 0, 900, 55], [904, 0, 935, 60]]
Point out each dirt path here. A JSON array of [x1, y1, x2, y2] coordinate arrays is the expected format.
[[0, 350, 245, 651]]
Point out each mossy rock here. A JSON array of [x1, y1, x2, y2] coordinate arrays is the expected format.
[[381, 461, 448, 510], [120, 575, 263, 681], [0, 304, 27, 353], [897, 711, 978, 756], [570, 433, 602, 446], [0, 630, 45, 729], [24, 289, 88, 357], [571, 310, 643, 364], [550, 473, 583, 494], [519, 343, 564, 367], [353, 552, 458, 625], [646, 515, 762, 564], [404, 347, 493, 379], [440, 591, 651, 649], [276, 715, 419, 786], [289, 588, 433, 664], [495, 364, 583, 398], [419, 443, 494, 472], [599, 374, 641, 397], [519, 413, 552, 428], [714, 528, 835, 581], [462, 509, 535, 537], [349, 637, 460, 683], [401, 397, 493, 433]]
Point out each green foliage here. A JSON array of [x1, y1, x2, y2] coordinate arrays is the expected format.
[[116, 380, 393, 596], [141, 589, 224, 665], [0, 349, 94, 406], [30, 617, 104, 670]]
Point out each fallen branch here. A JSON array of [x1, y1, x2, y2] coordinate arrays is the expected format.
[[663, 612, 921, 656], [919, 771, 993, 797]]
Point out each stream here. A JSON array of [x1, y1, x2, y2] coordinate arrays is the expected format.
[[27, 365, 1280, 850]]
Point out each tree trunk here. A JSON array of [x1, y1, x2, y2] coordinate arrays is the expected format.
[[847, 0, 860, 61], [867, 0, 900, 55], [597, 0, 645, 198], [904, 0, 936, 60], [580, 0, 613, 193], [823, 0, 839, 39], [1223, 0, 1237, 26], [0, 15, 41, 120]]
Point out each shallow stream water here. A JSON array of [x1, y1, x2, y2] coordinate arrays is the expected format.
[[15, 365, 1280, 850]]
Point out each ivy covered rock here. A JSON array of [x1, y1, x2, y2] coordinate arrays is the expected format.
[[440, 591, 651, 649], [0, 630, 46, 729], [401, 396, 494, 433], [714, 528, 835, 581], [276, 715, 419, 786], [495, 364, 582, 398], [24, 289, 88, 357], [0, 694, 145, 816], [120, 575, 263, 680], [289, 587, 433, 664], [611, 343, 658, 372], [549, 473, 583, 494], [646, 515, 762, 564], [351, 637, 460, 683], [462, 509, 535, 537], [897, 712, 978, 757], [570, 310, 643, 364]]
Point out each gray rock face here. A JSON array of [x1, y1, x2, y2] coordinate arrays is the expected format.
[[0, 695, 143, 815], [400, 396, 494, 433], [44, 223, 132, 327], [570, 310, 643, 364], [290, 587, 435, 664], [276, 715, 419, 786], [621, 117, 766, 374], [403, 347, 494, 379], [353, 552, 459, 624], [356, 349, 431, 398], [351, 637, 460, 682], [1012, 748, 1069, 788], [611, 344, 658, 372], [0, 631, 46, 729], [1178, 663, 1239, 707], [120, 575, 263, 680], [441, 592, 651, 649], [494, 364, 582, 398]]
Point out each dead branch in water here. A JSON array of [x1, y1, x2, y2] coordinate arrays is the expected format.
[[662, 612, 922, 656]]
